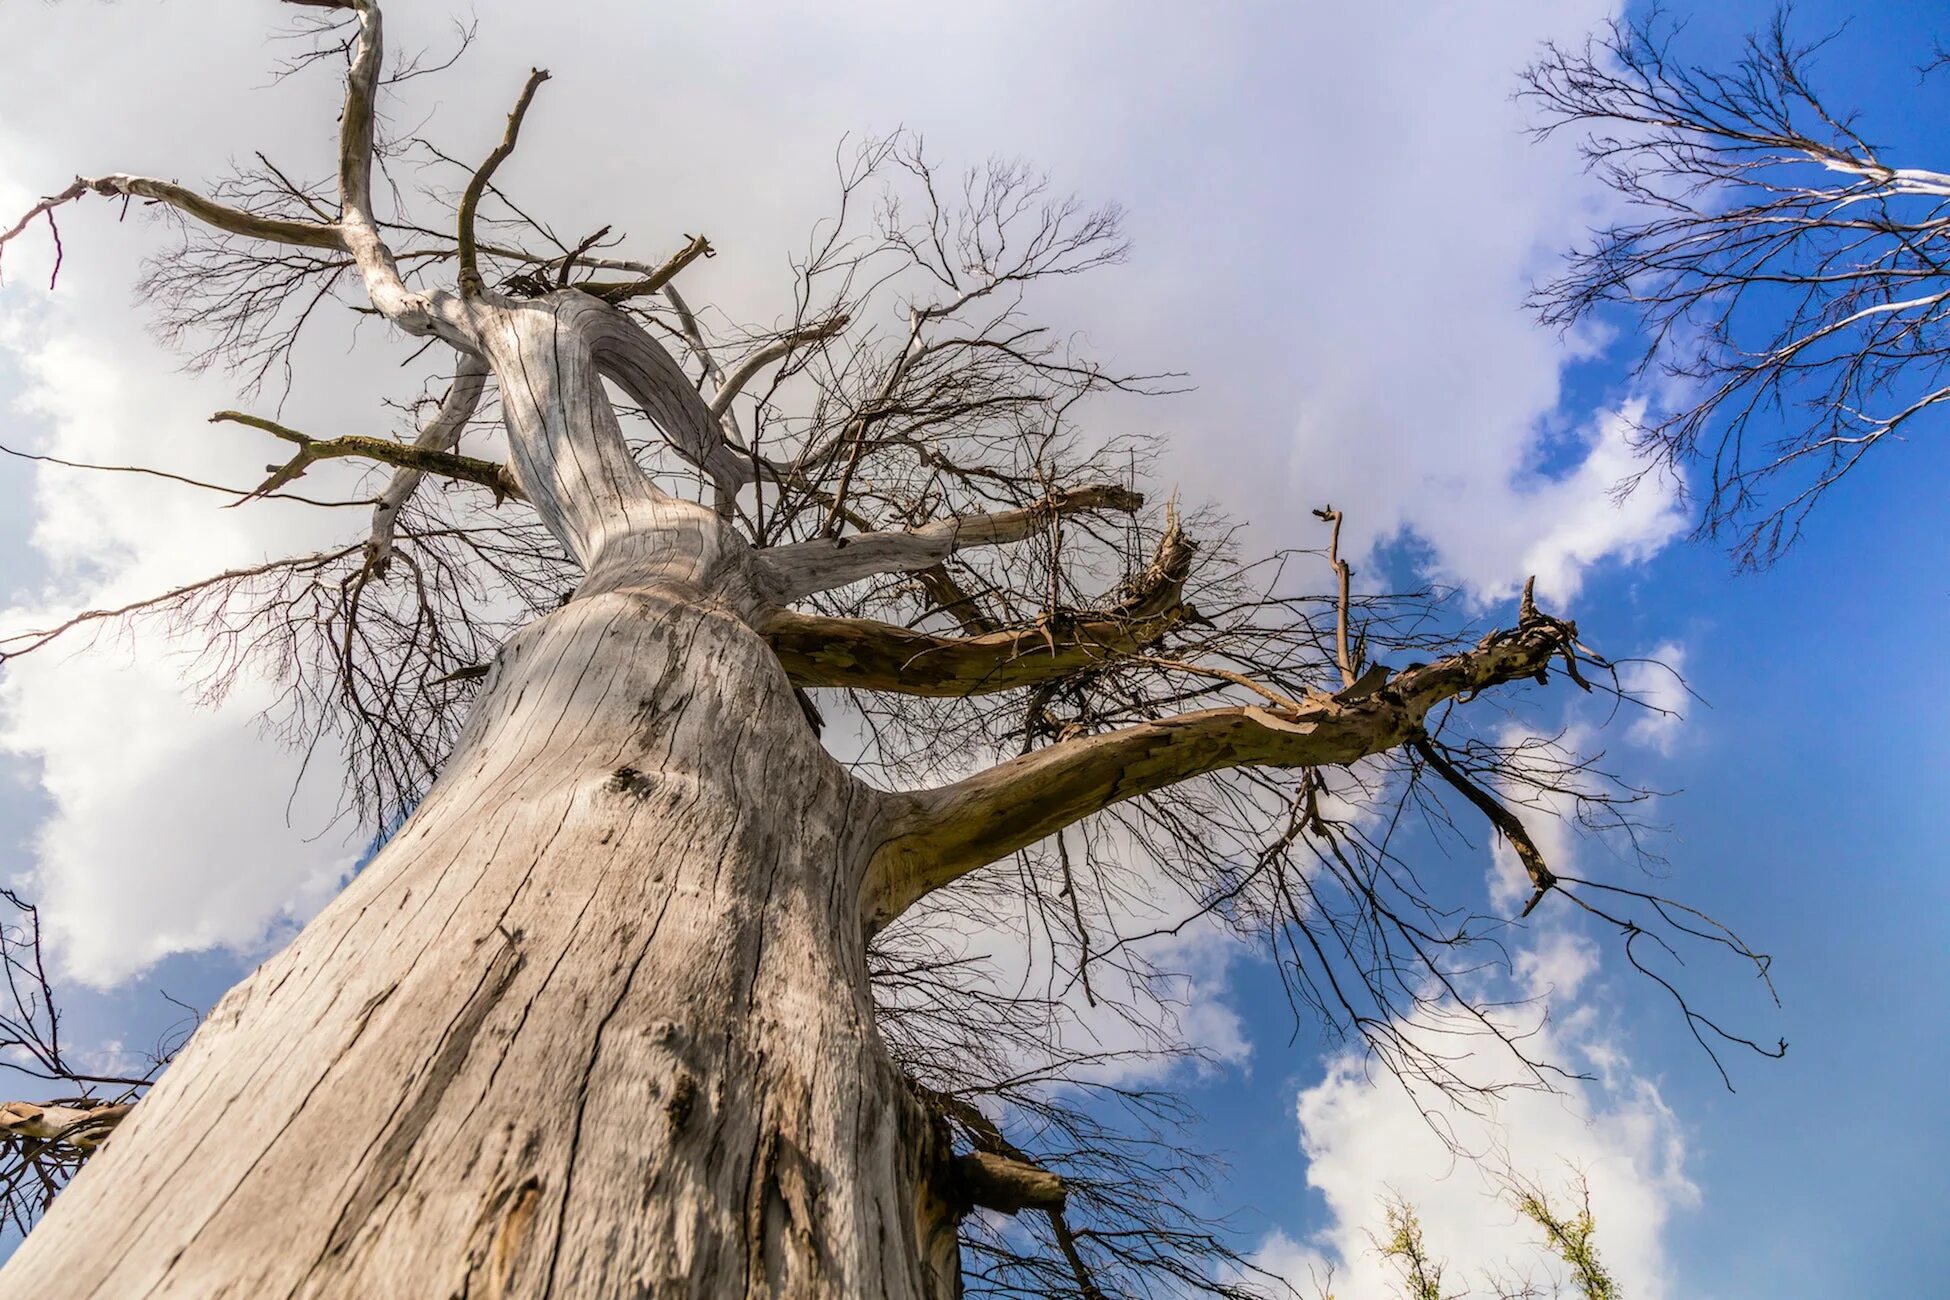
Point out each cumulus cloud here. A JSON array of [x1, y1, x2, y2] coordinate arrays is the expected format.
[[1419, 404, 1690, 607], [1515, 929, 1602, 1003], [1619, 641, 1692, 756], [1271, 1013, 1695, 1300], [1260, 860, 1687, 1297], [0, 652, 356, 987], [1255, 719, 1696, 1300], [0, 293, 370, 985], [1180, 1, 1690, 606]]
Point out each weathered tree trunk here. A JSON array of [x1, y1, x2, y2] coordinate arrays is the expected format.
[[0, 301, 964, 1299], [0, 4, 1615, 1290]]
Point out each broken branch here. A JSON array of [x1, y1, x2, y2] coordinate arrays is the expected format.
[[573, 233, 713, 304], [1411, 736, 1556, 917]]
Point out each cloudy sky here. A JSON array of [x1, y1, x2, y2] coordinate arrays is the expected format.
[[2, 1, 1946, 1295]]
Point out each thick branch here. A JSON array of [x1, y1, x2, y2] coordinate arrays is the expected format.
[[757, 483, 1144, 603], [0, 1102, 130, 1156], [864, 616, 1576, 931], [320, 0, 465, 339], [211, 410, 522, 502], [914, 1083, 1101, 1297], [951, 1151, 1067, 1215], [1, 176, 341, 264], [764, 603, 1191, 696], [581, 301, 750, 499], [763, 501, 1189, 694]]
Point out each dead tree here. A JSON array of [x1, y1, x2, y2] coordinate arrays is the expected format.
[[0, 890, 184, 1238], [1524, 10, 1950, 567], [0, 3, 1776, 1295]]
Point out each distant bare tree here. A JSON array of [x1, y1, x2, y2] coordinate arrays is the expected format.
[[0, 3, 1775, 1295], [0, 891, 188, 1237], [1525, 9, 1950, 566]]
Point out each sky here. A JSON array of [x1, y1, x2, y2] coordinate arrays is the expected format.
[[1, 1, 1945, 1295]]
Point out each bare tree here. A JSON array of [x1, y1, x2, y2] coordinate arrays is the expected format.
[[1523, 9, 1950, 568], [0, 3, 1777, 1295], [0, 891, 185, 1239]]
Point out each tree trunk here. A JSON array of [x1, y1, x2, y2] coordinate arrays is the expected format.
[[0, 301, 966, 1298]]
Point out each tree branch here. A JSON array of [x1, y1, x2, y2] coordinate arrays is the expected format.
[[863, 614, 1578, 931], [573, 233, 712, 304], [364, 353, 491, 572], [0, 438, 374, 509], [764, 502, 1191, 694], [914, 1082, 1104, 1299], [764, 602, 1192, 697], [951, 1151, 1068, 1215], [911, 564, 1001, 636], [1411, 736, 1556, 917], [210, 409, 522, 502], [315, 0, 467, 340], [1, 176, 342, 271], [581, 302, 749, 500], [708, 315, 851, 419], [1313, 504, 1358, 687], [0, 1103, 130, 1156], [1, 7, 474, 344], [456, 67, 551, 296], [757, 483, 1144, 603]]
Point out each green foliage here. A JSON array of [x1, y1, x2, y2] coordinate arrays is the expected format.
[[1378, 1199, 1451, 1300], [1511, 1181, 1616, 1300], [1367, 1175, 1619, 1300]]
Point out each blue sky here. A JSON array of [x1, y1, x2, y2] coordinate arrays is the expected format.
[[1, 1, 1945, 1294]]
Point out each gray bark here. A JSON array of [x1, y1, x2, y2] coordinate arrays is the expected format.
[[0, 295, 963, 1299]]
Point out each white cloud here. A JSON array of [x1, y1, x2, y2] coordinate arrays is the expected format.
[[1256, 727, 1693, 1300], [1619, 641, 1691, 755], [1516, 929, 1602, 1003], [1250, 1228, 1340, 1300], [1175, 0, 1691, 606], [0, 290, 372, 985], [1419, 404, 1690, 607], [0, 650, 356, 987], [1275, 1016, 1695, 1300]]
